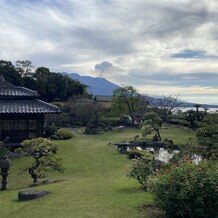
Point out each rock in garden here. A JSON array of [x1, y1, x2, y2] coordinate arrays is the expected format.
[[18, 190, 49, 201]]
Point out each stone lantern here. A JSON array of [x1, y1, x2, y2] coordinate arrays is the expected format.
[[0, 155, 12, 190]]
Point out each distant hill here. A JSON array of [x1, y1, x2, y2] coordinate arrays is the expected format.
[[63, 72, 218, 109], [148, 97, 217, 109], [63, 73, 119, 95]]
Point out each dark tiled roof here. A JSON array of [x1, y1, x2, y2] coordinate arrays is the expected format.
[[0, 76, 38, 97], [0, 99, 60, 114], [93, 95, 112, 102], [0, 76, 15, 88], [0, 87, 38, 97]]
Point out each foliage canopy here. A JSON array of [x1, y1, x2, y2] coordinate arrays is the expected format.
[[0, 60, 88, 102], [17, 138, 63, 183], [147, 161, 218, 218], [112, 85, 148, 124]]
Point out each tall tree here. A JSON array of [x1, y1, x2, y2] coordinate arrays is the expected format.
[[194, 103, 201, 114], [17, 138, 63, 183], [34, 67, 50, 79], [150, 95, 182, 123], [111, 85, 148, 124], [15, 60, 35, 77], [196, 114, 218, 157], [0, 60, 89, 102], [0, 60, 22, 85], [142, 112, 162, 141], [203, 107, 209, 115], [34, 68, 88, 102], [68, 96, 101, 126]]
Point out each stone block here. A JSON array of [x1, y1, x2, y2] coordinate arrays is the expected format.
[[18, 190, 49, 201]]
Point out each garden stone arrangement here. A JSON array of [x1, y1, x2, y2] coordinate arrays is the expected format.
[[114, 140, 202, 164]]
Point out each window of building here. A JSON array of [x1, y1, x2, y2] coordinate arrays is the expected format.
[[0, 120, 3, 129], [29, 120, 37, 130], [29, 132, 37, 139], [2, 120, 14, 130], [14, 120, 28, 130]]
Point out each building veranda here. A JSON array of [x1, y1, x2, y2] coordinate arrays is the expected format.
[[0, 75, 60, 146]]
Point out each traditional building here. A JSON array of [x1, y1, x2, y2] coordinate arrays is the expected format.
[[0, 75, 60, 146], [93, 95, 112, 108]]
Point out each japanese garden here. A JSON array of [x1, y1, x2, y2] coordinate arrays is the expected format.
[[0, 61, 217, 217]]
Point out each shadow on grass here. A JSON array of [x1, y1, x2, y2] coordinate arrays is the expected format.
[[117, 186, 144, 194], [29, 179, 65, 187], [139, 203, 166, 218], [11, 199, 24, 203]]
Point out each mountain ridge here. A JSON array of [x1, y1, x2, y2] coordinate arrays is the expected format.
[[63, 72, 119, 96], [63, 72, 218, 108]]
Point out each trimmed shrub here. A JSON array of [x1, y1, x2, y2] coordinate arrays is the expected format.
[[73, 122, 83, 127], [147, 161, 218, 218], [99, 117, 111, 126], [98, 122, 108, 129], [45, 113, 71, 127], [119, 116, 132, 126], [110, 117, 121, 126], [100, 116, 132, 127], [100, 117, 121, 127], [56, 129, 74, 140], [0, 141, 9, 158], [50, 134, 59, 140], [129, 156, 162, 190], [17, 137, 63, 183], [84, 122, 102, 135], [44, 125, 58, 137], [84, 128, 100, 134], [127, 149, 154, 160], [127, 150, 143, 159]]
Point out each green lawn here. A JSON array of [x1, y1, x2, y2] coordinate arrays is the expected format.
[[0, 126, 197, 218], [146, 124, 197, 145], [0, 128, 152, 218], [160, 124, 197, 145]]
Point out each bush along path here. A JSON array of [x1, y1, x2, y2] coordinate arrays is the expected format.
[[0, 128, 152, 218]]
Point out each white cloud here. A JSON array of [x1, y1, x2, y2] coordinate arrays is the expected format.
[[0, 0, 217, 104]]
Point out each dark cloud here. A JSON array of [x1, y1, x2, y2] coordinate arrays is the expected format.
[[171, 49, 218, 59], [140, 0, 216, 39]]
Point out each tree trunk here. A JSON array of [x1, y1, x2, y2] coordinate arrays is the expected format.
[[154, 128, 162, 141], [28, 158, 40, 183], [131, 116, 134, 125], [29, 168, 38, 183]]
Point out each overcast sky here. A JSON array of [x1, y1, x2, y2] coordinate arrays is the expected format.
[[0, 0, 218, 104]]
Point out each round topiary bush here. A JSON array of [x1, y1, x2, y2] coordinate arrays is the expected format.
[[44, 125, 58, 137], [84, 122, 102, 135], [56, 129, 74, 140], [129, 155, 162, 190], [147, 161, 218, 218], [50, 134, 59, 140]]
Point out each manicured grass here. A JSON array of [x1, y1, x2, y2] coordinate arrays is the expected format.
[[146, 124, 197, 145], [160, 124, 197, 145], [0, 126, 197, 218], [0, 128, 152, 218]]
